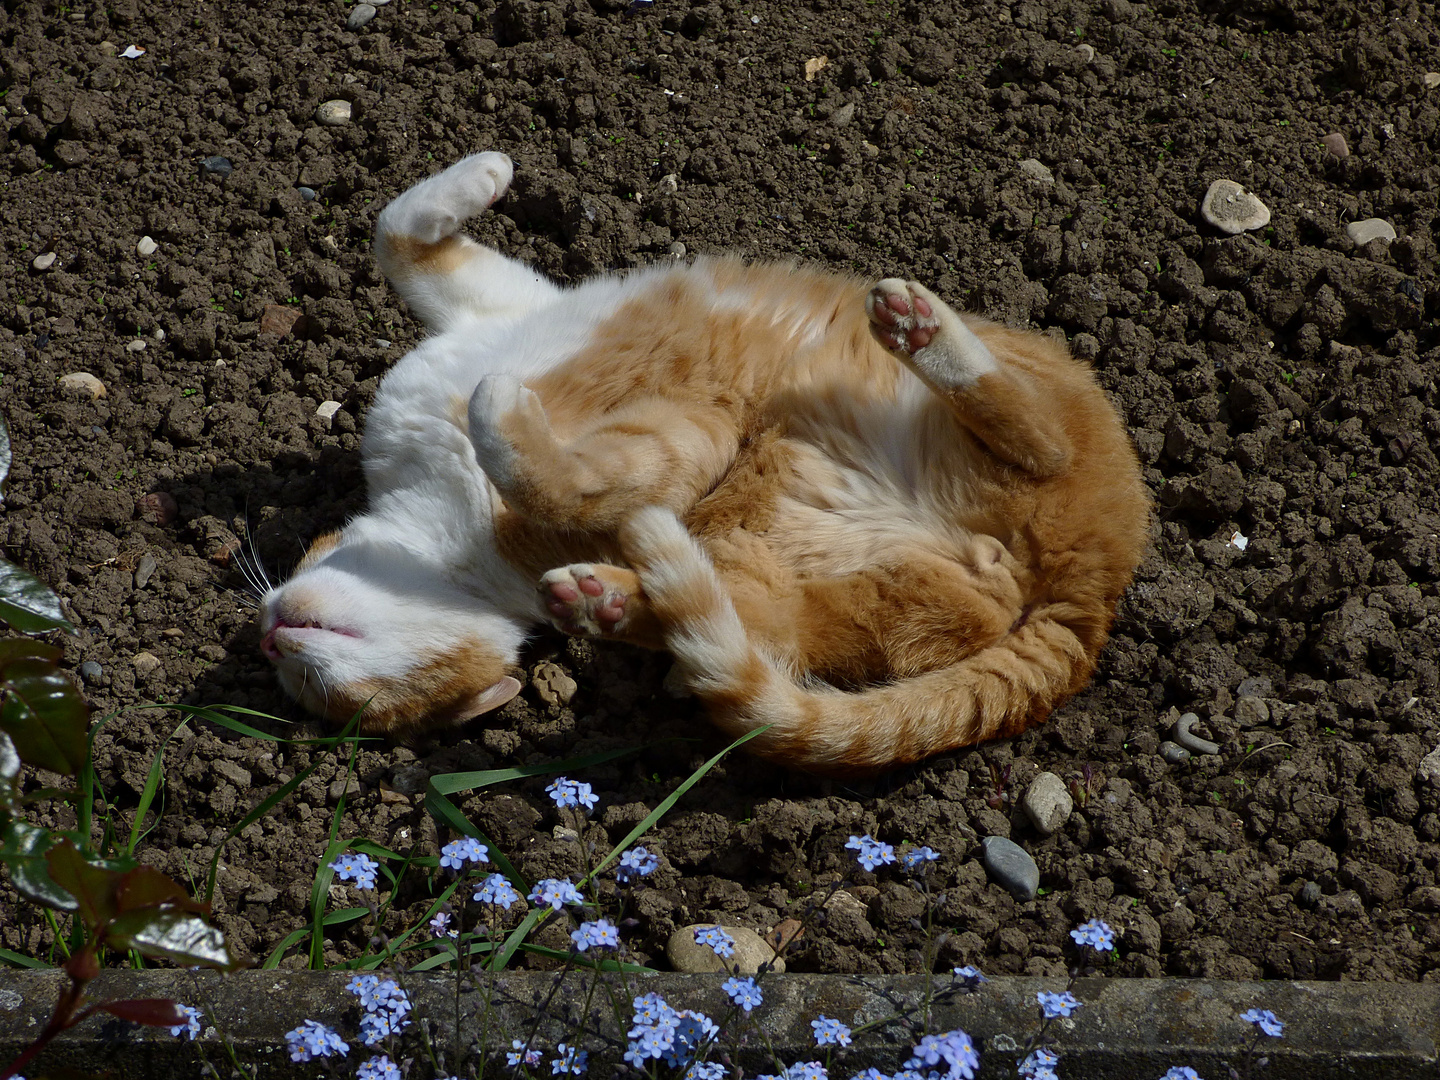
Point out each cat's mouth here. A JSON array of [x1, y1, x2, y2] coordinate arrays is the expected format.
[[261, 618, 361, 662]]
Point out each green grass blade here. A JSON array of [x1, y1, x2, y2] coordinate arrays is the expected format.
[[426, 745, 641, 798], [126, 717, 191, 857], [0, 947, 49, 969]]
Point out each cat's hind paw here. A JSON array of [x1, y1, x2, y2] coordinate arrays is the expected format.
[[377, 152, 514, 246], [866, 278, 998, 389], [539, 565, 636, 637], [866, 278, 940, 355]]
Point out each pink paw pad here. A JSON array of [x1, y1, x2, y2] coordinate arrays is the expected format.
[[540, 567, 627, 636], [868, 281, 938, 355]]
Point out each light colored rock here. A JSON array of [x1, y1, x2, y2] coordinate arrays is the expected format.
[[1075, 43, 1095, 61], [1159, 741, 1191, 765], [133, 652, 162, 678], [134, 554, 157, 590], [1233, 695, 1270, 727], [980, 836, 1039, 901], [347, 3, 377, 30], [1320, 132, 1348, 158], [1021, 771, 1073, 836], [126, 339, 147, 352], [667, 242, 686, 259], [658, 173, 679, 194], [667, 925, 782, 975], [1019, 158, 1054, 183], [31, 252, 56, 271], [1426, 72, 1440, 89], [59, 372, 106, 399], [1200, 179, 1270, 234], [1418, 744, 1440, 785], [315, 99, 353, 126], [136, 235, 158, 257], [1345, 218, 1396, 247], [532, 661, 577, 706], [315, 400, 342, 421], [830, 102, 856, 127]]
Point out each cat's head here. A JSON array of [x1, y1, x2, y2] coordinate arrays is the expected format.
[[258, 521, 524, 741]]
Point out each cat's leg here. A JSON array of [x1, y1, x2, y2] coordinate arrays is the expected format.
[[374, 152, 560, 332], [866, 279, 1072, 476], [469, 375, 741, 530]]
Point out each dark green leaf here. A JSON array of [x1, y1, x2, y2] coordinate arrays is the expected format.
[[114, 866, 203, 914], [0, 655, 88, 775], [45, 840, 118, 929], [0, 945, 48, 968], [1, 820, 73, 910], [0, 560, 74, 634], [105, 909, 238, 970]]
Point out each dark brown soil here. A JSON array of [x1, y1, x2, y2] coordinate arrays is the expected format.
[[1, 0, 1438, 982]]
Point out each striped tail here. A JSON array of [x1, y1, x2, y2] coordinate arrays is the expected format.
[[619, 506, 1096, 776]]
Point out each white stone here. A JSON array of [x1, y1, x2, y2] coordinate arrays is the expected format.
[[1345, 218, 1396, 247], [125, 339, 147, 352], [1075, 43, 1095, 61], [1018, 158, 1054, 183], [31, 252, 56, 271], [133, 651, 162, 678], [1021, 772, 1073, 836], [315, 400, 342, 421], [59, 372, 106, 398], [1418, 744, 1440, 785], [315, 99, 353, 126], [1426, 72, 1440, 89], [136, 235, 158, 257], [347, 3, 377, 30], [1200, 179, 1270, 234]]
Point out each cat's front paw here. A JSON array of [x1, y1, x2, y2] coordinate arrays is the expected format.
[[468, 374, 543, 490], [539, 565, 634, 636]]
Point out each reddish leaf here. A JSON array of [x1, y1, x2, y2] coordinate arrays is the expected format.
[[95, 998, 187, 1027], [45, 840, 119, 933], [0, 649, 88, 775], [114, 866, 204, 914]]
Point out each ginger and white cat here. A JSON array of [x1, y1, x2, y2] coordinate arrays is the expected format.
[[258, 152, 1148, 775]]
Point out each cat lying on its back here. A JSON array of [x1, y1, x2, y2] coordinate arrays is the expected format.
[[259, 152, 1149, 775]]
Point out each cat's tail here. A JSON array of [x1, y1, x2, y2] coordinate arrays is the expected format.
[[621, 507, 1094, 775], [373, 151, 555, 332]]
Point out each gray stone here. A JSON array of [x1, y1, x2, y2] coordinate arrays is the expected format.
[[134, 554, 157, 589], [830, 102, 855, 127], [1019, 158, 1054, 183], [213, 760, 252, 789], [667, 925, 782, 975], [78, 660, 103, 684], [1236, 676, 1273, 698], [1159, 741, 1191, 765], [298, 186, 317, 201], [346, 3, 377, 29], [980, 835, 1039, 901], [1172, 713, 1221, 756], [1427, 71, 1440, 89], [315, 400, 342, 422], [59, 372, 106, 399], [1345, 218, 1396, 247], [315, 99, 352, 126], [1200, 179, 1270, 234], [667, 241, 686, 258], [1020, 772, 1073, 836], [31, 252, 56, 271], [1075, 43, 1095, 61], [1233, 695, 1270, 728], [389, 764, 431, 796], [327, 776, 362, 802], [126, 339, 147, 352], [136, 235, 158, 257], [1417, 743, 1440, 786], [1320, 132, 1349, 158], [199, 156, 233, 177], [132, 652, 162, 678], [1297, 880, 1322, 907]]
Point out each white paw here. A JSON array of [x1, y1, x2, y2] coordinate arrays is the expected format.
[[539, 565, 630, 636], [866, 277, 997, 388], [866, 278, 941, 357], [450, 151, 515, 212], [379, 152, 515, 245], [467, 374, 531, 487]]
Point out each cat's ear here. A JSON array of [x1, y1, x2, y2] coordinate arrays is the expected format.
[[461, 675, 523, 719]]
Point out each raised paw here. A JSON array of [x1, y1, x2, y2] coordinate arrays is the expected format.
[[539, 565, 633, 637], [866, 278, 940, 356], [467, 374, 546, 489]]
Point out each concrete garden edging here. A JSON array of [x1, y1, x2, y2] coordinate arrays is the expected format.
[[0, 970, 1434, 1079]]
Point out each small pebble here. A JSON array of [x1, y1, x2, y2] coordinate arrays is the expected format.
[[134, 554, 157, 589], [79, 660, 104, 684], [1345, 218, 1396, 247], [830, 102, 856, 127], [327, 776, 362, 803], [389, 764, 431, 796], [1236, 676, 1273, 698], [1426, 72, 1440, 89], [667, 241, 687, 258], [1417, 743, 1440, 785], [375, 338, 392, 348], [1233, 695, 1270, 728], [31, 252, 56, 271], [1172, 712, 1221, 756], [1297, 880, 1322, 907], [126, 339, 147, 352], [136, 491, 179, 526], [200, 156, 233, 178], [980, 835, 1040, 902], [347, 3, 377, 29], [1159, 741, 1192, 765], [658, 173, 680, 194], [1075, 43, 1095, 61], [1020, 771, 1073, 836], [59, 371, 106, 399], [315, 400, 342, 422], [315, 99, 353, 126], [136, 235, 158, 257], [1320, 132, 1349, 158], [298, 186, 318, 202], [1018, 158, 1054, 183], [1200, 179, 1270, 234], [133, 651, 162, 678]]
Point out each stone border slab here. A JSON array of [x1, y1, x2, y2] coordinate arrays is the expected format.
[[0, 971, 1435, 1079]]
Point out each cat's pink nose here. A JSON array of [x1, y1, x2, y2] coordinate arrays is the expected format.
[[260, 628, 282, 661]]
